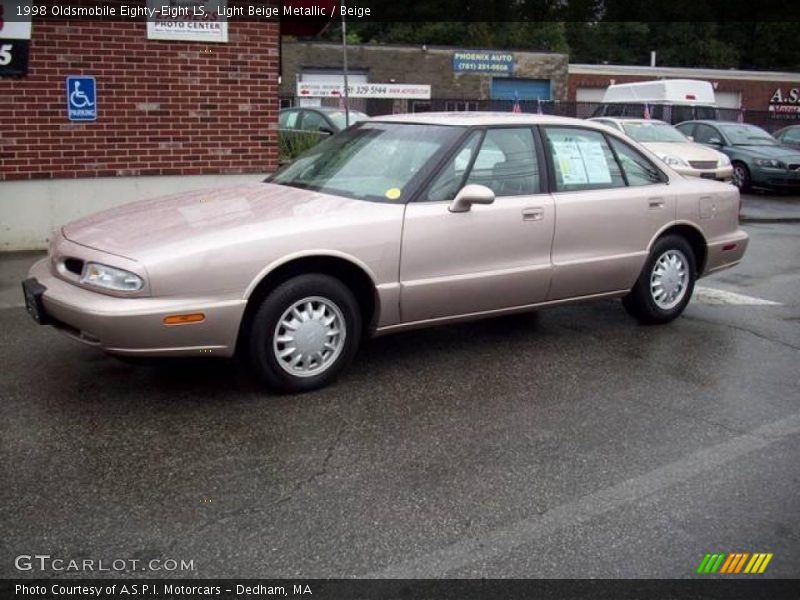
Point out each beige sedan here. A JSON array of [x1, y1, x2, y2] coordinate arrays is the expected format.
[[590, 117, 734, 182], [24, 113, 748, 393]]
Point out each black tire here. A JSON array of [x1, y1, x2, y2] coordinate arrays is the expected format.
[[622, 234, 696, 325], [247, 274, 361, 394], [732, 161, 752, 193]]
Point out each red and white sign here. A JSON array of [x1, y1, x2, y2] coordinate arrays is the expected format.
[[297, 82, 431, 99]]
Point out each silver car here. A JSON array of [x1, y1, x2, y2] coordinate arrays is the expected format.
[[24, 113, 748, 393]]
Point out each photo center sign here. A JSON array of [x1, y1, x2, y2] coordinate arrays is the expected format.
[[146, 0, 228, 43]]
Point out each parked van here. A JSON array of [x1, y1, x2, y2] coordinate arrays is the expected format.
[[591, 79, 718, 124]]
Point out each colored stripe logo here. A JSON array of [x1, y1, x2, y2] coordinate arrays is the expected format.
[[696, 552, 773, 574]]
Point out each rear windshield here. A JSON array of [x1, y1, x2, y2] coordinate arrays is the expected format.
[[269, 122, 466, 202], [622, 121, 688, 143]]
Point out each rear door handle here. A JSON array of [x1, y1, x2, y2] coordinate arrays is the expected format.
[[648, 198, 665, 209], [522, 207, 544, 221]]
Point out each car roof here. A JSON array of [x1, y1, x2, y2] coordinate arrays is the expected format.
[[679, 120, 752, 126], [369, 112, 600, 127], [591, 117, 671, 125]]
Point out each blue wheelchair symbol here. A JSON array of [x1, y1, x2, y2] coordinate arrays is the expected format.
[[66, 76, 97, 121]]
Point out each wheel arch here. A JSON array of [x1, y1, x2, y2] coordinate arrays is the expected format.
[[649, 222, 708, 276], [237, 252, 380, 353]]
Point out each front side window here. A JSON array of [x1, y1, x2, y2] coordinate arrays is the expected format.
[[279, 110, 300, 129], [779, 128, 800, 143], [426, 132, 482, 202], [270, 122, 465, 202], [692, 124, 723, 145], [300, 111, 328, 132], [465, 128, 540, 196], [543, 127, 625, 192], [609, 138, 664, 186]]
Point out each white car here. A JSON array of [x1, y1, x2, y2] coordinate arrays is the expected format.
[[590, 118, 733, 182]]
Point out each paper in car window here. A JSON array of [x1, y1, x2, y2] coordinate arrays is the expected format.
[[551, 140, 612, 185]]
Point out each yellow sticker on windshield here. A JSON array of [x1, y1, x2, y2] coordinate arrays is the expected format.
[[385, 187, 401, 200]]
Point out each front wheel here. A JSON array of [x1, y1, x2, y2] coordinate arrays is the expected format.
[[732, 161, 752, 192], [622, 235, 696, 325], [248, 274, 362, 393]]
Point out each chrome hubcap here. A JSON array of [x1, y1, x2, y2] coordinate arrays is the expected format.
[[650, 249, 689, 310], [273, 296, 346, 378]]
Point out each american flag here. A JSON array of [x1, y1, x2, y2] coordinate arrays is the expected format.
[[738, 107, 745, 123], [643, 103, 651, 119], [512, 91, 522, 113]]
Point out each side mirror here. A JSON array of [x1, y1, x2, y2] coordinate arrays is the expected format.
[[686, 135, 694, 142], [319, 126, 335, 136], [708, 137, 722, 145], [448, 184, 495, 213]]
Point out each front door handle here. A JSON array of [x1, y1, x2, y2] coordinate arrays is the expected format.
[[522, 207, 544, 221], [648, 198, 665, 209]]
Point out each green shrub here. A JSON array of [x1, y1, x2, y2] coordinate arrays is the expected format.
[[279, 129, 327, 163]]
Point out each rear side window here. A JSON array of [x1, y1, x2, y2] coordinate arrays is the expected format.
[[465, 128, 540, 196], [692, 124, 722, 145], [609, 138, 664, 186], [543, 127, 625, 192]]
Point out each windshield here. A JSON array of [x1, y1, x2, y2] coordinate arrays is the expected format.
[[269, 122, 466, 202], [622, 121, 688, 143], [326, 110, 368, 130], [718, 124, 777, 146]]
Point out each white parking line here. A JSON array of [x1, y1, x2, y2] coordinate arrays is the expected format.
[[693, 286, 781, 306]]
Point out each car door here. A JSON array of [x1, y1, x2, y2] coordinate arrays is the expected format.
[[542, 126, 675, 300], [399, 127, 555, 323]]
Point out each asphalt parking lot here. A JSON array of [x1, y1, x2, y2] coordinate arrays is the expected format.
[[1, 197, 799, 579]]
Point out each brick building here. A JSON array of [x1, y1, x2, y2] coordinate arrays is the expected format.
[[0, 18, 279, 250]]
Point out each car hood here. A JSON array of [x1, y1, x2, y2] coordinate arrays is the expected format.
[[642, 142, 723, 162], [733, 145, 800, 161], [62, 183, 366, 261]]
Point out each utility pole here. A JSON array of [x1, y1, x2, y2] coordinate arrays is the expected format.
[[341, 0, 350, 126]]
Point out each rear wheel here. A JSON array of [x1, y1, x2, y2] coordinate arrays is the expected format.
[[623, 235, 696, 325], [248, 274, 361, 394], [732, 161, 751, 192]]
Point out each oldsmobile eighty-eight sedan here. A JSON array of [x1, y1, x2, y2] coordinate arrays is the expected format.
[[24, 113, 748, 393]]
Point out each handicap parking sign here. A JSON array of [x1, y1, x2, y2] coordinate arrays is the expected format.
[[66, 76, 97, 121]]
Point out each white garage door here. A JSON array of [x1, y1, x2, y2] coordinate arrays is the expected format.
[[576, 87, 607, 103], [715, 91, 742, 109]]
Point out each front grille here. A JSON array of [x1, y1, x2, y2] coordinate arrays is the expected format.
[[63, 258, 84, 276], [689, 160, 717, 170]]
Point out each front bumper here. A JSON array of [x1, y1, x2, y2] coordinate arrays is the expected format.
[[751, 166, 800, 190], [673, 164, 733, 182], [703, 229, 749, 276], [27, 258, 246, 357]]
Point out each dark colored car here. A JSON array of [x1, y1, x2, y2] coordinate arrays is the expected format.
[[774, 124, 800, 151], [676, 120, 800, 192], [279, 106, 369, 136]]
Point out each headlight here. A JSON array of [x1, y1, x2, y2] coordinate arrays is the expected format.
[[80, 262, 144, 292], [659, 154, 689, 168], [717, 153, 731, 167], [754, 158, 786, 169]]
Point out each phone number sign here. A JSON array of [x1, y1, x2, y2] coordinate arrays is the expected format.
[[453, 51, 514, 74], [297, 82, 431, 99]]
